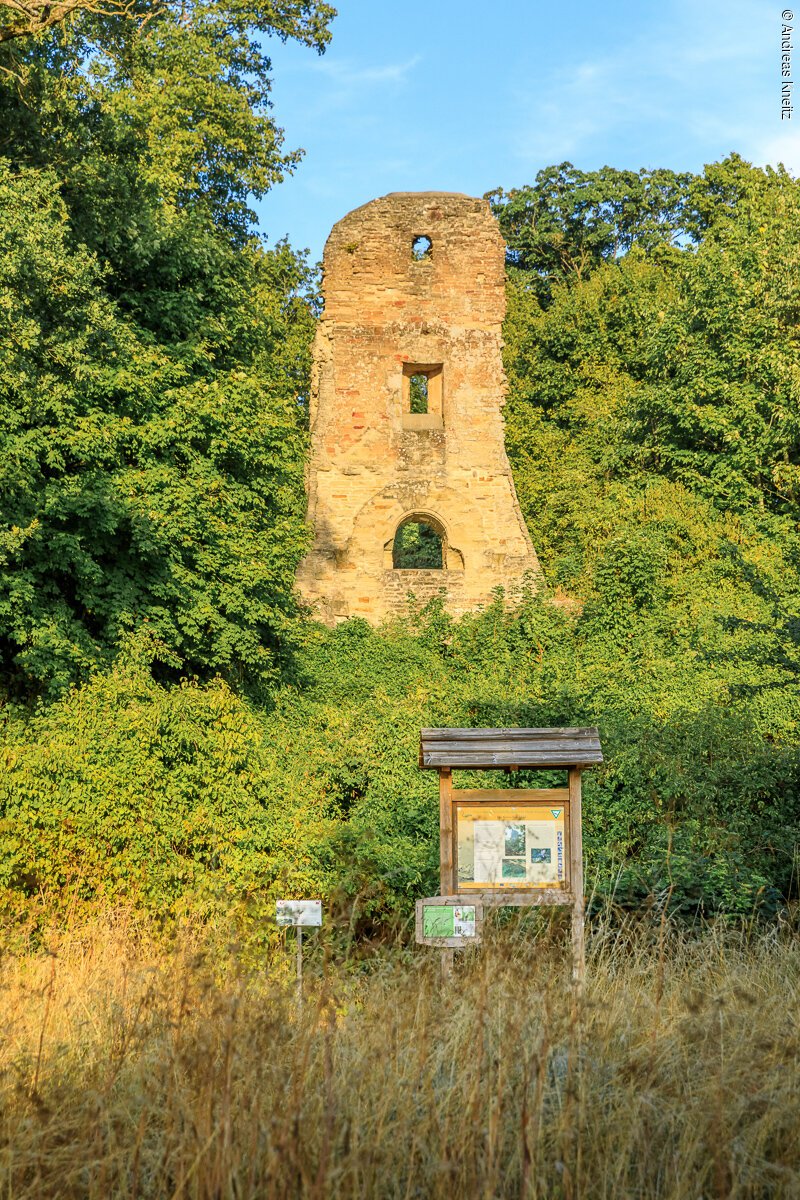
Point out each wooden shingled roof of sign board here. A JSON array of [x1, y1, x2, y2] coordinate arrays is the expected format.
[[419, 727, 603, 770]]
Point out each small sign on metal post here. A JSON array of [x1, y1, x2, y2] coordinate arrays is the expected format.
[[276, 900, 322, 1004], [276, 900, 322, 928]]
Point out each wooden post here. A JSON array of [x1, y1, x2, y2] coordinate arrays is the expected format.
[[296, 926, 303, 1006], [568, 767, 585, 992], [439, 768, 454, 893], [439, 768, 454, 978]]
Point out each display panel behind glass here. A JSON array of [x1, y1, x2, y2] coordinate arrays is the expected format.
[[456, 804, 567, 889]]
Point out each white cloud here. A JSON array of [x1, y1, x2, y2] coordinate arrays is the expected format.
[[748, 128, 800, 173], [280, 54, 423, 115], [311, 55, 422, 87], [507, 0, 778, 172]]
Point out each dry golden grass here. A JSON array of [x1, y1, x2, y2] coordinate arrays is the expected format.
[[0, 912, 798, 1199]]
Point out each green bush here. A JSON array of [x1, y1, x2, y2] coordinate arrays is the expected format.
[[3, 596, 798, 932]]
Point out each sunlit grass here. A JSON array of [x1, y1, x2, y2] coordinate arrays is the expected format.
[[0, 912, 797, 1198]]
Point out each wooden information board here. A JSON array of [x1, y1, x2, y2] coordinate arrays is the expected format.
[[419, 728, 603, 985]]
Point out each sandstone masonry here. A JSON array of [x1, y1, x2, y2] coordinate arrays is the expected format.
[[296, 191, 540, 623]]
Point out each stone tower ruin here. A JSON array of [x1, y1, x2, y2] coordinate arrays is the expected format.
[[296, 191, 540, 623]]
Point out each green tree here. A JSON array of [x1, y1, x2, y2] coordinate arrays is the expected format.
[[1, 0, 141, 43], [488, 163, 693, 302], [392, 521, 443, 569], [626, 161, 800, 515], [0, 163, 313, 697], [0, 1, 335, 697], [0, 0, 334, 344], [499, 155, 800, 744], [501, 159, 800, 556]]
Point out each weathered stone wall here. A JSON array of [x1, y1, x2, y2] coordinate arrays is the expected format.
[[296, 191, 540, 623]]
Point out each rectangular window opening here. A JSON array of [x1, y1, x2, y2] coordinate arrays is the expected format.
[[409, 374, 429, 413], [402, 363, 443, 430]]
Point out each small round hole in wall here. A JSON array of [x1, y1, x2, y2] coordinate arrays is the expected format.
[[411, 235, 432, 261]]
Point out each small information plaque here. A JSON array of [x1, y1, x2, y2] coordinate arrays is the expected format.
[[415, 896, 483, 947], [276, 900, 322, 927]]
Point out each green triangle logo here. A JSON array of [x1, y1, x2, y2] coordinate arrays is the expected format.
[[551, 809, 562, 819]]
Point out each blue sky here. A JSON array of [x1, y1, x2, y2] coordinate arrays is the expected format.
[[255, 0, 797, 263]]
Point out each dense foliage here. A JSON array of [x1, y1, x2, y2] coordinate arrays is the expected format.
[[0, 2, 798, 927], [0, 0, 329, 696], [2, 594, 799, 930], [495, 157, 800, 734]]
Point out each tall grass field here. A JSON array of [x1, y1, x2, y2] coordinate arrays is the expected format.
[[1, 914, 797, 1199]]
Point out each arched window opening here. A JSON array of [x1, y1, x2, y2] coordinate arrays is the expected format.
[[392, 518, 444, 569], [412, 235, 432, 261]]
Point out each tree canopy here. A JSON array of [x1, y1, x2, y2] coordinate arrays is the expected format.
[[0, 0, 334, 696]]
